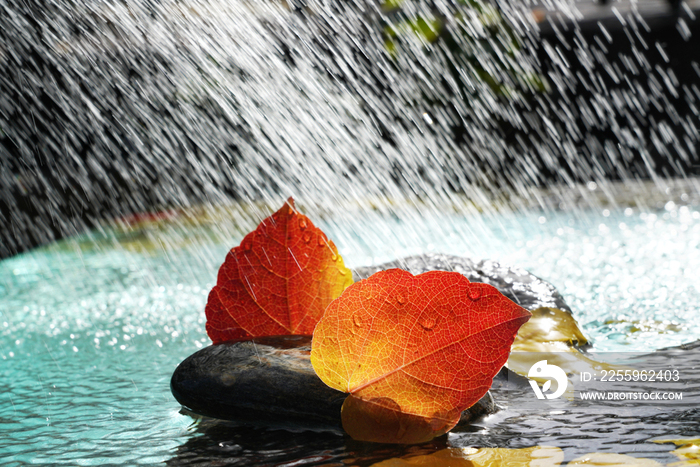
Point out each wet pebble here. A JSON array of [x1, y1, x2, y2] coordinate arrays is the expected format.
[[171, 335, 497, 430]]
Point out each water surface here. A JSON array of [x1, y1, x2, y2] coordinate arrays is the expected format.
[[2, 196, 700, 465]]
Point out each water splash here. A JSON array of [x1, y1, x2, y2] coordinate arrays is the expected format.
[[2, 0, 698, 257]]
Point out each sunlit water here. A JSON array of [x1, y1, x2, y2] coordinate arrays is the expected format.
[[2, 195, 700, 465]]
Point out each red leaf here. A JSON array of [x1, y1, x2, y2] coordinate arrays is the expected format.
[[311, 269, 530, 443], [206, 198, 353, 343]]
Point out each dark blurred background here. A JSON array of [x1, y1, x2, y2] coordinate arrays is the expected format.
[[1, 0, 699, 259]]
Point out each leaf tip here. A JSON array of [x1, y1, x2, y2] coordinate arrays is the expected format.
[[285, 197, 296, 213]]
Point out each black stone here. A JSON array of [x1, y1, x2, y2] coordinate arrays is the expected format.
[[171, 335, 497, 430], [171, 335, 346, 430]]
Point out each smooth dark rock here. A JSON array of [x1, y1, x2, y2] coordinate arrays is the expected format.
[[172, 335, 497, 430], [171, 335, 345, 429]]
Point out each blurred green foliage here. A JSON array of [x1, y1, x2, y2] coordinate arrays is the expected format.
[[380, 0, 547, 97]]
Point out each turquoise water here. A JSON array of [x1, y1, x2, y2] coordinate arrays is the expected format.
[[325, 201, 700, 352], [1, 200, 699, 464]]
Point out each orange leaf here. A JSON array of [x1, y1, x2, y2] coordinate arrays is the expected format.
[[310, 269, 530, 443], [206, 198, 353, 343]]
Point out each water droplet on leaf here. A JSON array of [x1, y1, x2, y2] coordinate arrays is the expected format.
[[419, 315, 436, 331], [299, 218, 307, 229], [353, 313, 363, 328], [468, 287, 482, 301], [396, 292, 407, 304], [303, 233, 312, 243]]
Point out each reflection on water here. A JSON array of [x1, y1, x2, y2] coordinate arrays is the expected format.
[[167, 417, 450, 467]]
